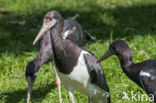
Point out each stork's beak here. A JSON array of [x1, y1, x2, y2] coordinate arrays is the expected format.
[[97, 49, 113, 63], [26, 77, 34, 103], [33, 19, 56, 45]]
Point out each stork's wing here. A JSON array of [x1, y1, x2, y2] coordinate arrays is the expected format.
[[83, 52, 109, 91], [139, 68, 156, 96]]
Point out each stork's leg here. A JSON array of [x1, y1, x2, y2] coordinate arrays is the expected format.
[[88, 96, 91, 103], [88, 84, 94, 103], [53, 66, 62, 103], [68, 90, 75, 103], [56, 75, 62, 103]]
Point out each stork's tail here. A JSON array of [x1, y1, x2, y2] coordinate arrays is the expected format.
[[85, 30, 96, 41]]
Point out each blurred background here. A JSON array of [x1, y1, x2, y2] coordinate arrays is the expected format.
[[0, 0, 156, 103]]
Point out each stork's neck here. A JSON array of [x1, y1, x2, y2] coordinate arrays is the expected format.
[[118, 56, 136, 78], [120, 58, 134, 76], [49, 22, 81, 74], [51, 30, 62, 43], [50, 20, 64, 45], [118, 56, 143, 87], [119, 57, 133, 70], [49, 27, 61, 56]]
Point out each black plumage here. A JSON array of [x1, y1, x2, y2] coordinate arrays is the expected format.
[[33, 10, 110, 103], [26, 19, 95, 83], [25, 14, 96, 103], [98, 40, 156, 102]]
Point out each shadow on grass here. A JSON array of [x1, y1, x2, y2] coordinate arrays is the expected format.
[[0, 83, 56, 103], [0, 4, 156, 54]]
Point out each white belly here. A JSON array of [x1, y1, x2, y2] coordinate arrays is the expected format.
[[56, 51, 90, 94], [55, 50, 109, 102]]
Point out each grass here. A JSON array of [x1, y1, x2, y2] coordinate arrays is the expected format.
[[0, 0, 156, 103]]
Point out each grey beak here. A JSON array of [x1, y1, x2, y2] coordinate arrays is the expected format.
[[27, 77, 34, 103], [97, 49, 113, 63], [33, 19, 56, 45]]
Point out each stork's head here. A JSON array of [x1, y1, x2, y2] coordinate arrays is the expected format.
[[25, 61, 38, 103], [97, 40, 132, 63], [33, 10, 63, 45]]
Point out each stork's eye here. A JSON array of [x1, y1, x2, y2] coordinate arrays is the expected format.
[[48, 18, 53, 23], [48, 19, 51, 23]]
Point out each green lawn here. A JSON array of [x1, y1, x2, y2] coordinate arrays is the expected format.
[[0, 0, 156, 103]]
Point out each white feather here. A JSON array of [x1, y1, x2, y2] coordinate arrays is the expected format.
[[140, 71, 151, 77], [63, 30, 70, 39], [56, 51, 90, 92]]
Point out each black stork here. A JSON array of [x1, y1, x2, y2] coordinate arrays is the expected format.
[[32, 10, 110, 103], [25, 12, 96, 103], [98, 40, 156, 102]]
